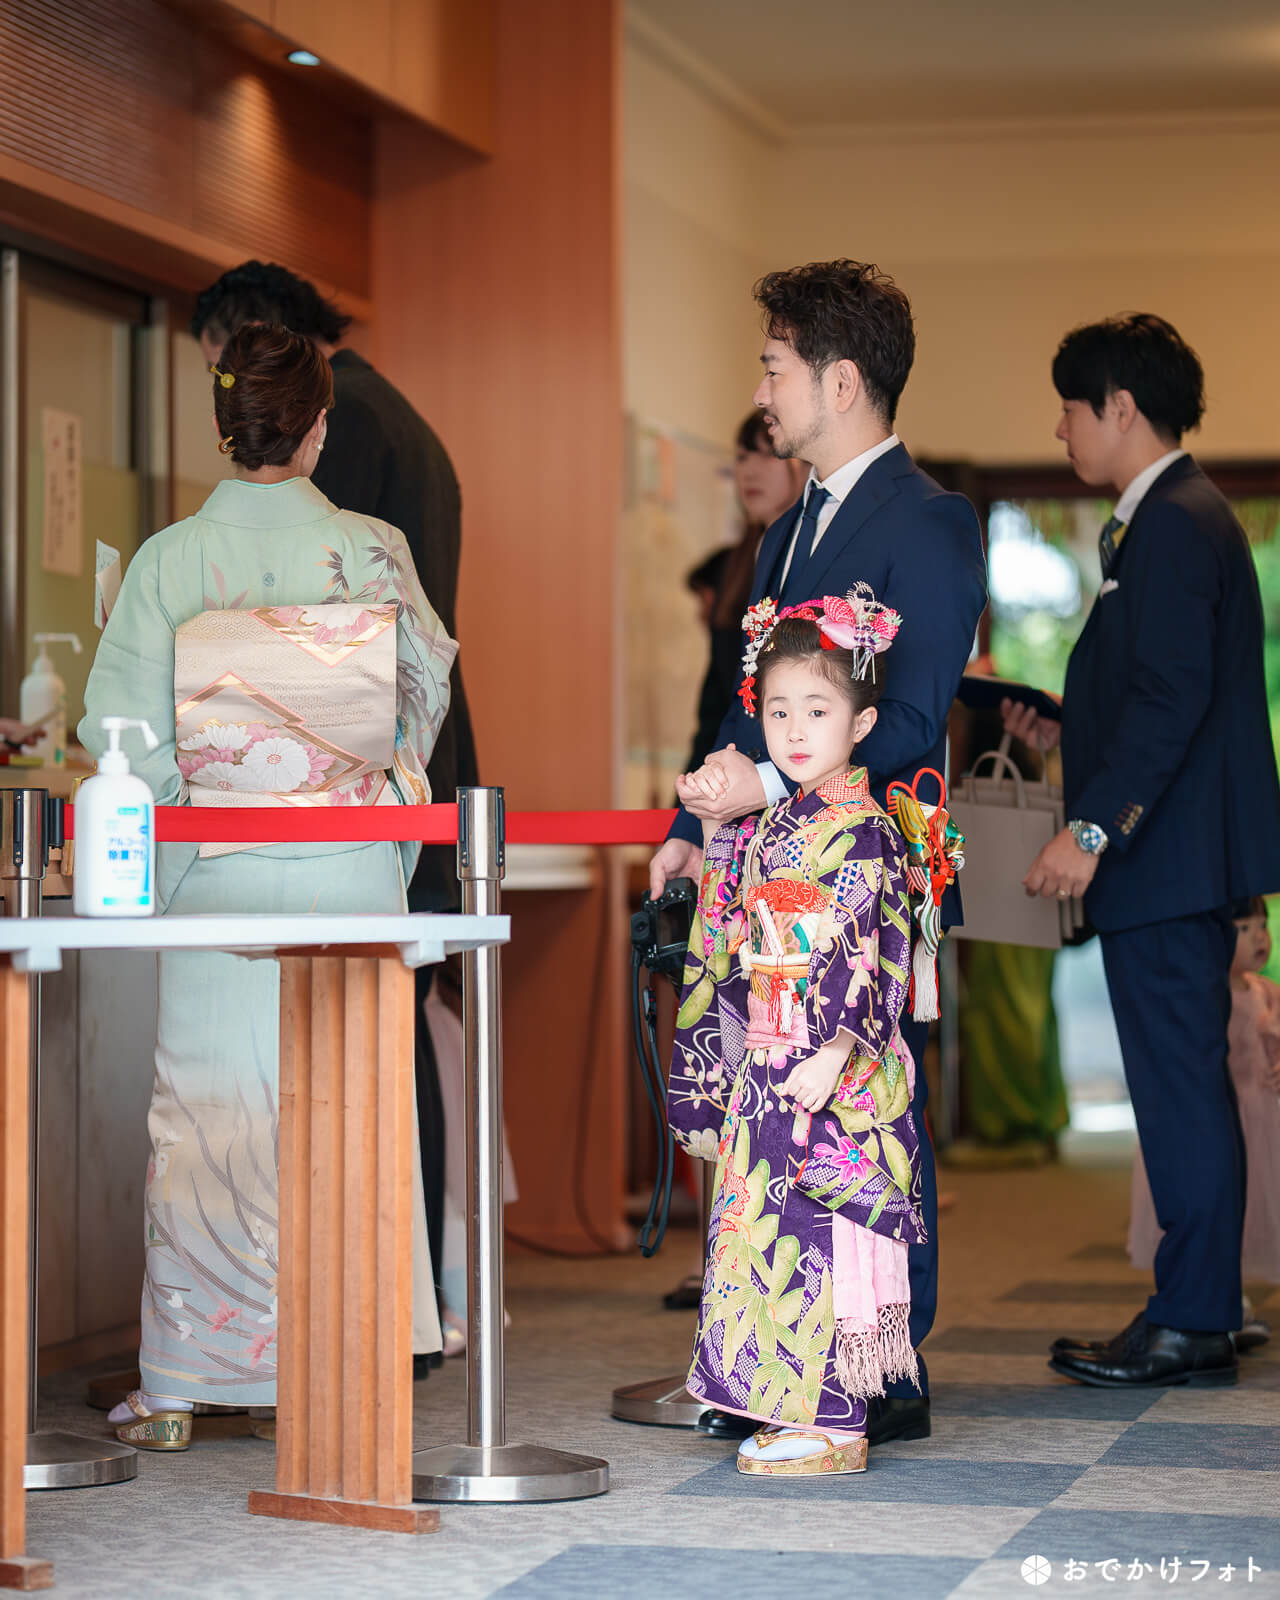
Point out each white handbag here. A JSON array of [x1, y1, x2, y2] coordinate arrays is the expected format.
[[948, 735, 1083, 949]]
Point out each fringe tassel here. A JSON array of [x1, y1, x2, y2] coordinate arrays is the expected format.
[[911, 940, 939, 1022], [834, 1304, 921, 1398]]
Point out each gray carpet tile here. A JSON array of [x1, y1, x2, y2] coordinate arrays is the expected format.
[[932, 1383, 1165, 1421], [999, 1280, 1150, 1303], [930, 1326, 1114, 1356], [670, 1452, 1087, 1506], [1054, 1465, 1280, 1518], [495, 1545, 981, 1599], [884, 1417, 1128, 1466], [1069, 1244, 1131, 1263], [999, 1507, 1280, 1563], [1098, 1422, 1280, 1471], [1144, 1385, 1280, 1425]]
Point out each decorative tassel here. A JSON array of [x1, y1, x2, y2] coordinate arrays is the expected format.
[[912, 939, 939, 1022], [834, 1304, 920, 1397]]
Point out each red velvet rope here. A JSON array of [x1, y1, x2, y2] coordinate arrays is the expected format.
[[62, 804, 678, 847]]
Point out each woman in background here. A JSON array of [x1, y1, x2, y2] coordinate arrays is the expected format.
[[81, 323, 455, 1448]]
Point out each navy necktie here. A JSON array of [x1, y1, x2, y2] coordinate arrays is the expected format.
[[1099, 514, 1126, 580], [765, 485, 830, 602]]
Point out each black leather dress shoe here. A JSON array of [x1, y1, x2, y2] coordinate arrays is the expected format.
[[694, 1408, 754, 1440], [1050, 1319, 1237, 1388], [1051, 1310, 1145, 1358], [866, 1395, 931, 1445]]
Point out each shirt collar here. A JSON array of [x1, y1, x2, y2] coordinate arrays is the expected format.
[[1113, 449, 1186, 525], [806, 434, 900, 508]]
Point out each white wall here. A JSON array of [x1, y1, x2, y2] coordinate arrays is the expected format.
[[624, 23, 1280, 465]]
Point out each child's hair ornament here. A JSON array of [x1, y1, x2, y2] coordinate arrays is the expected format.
[[886, 767, 966, 1022], [737, 581, 902, 714]]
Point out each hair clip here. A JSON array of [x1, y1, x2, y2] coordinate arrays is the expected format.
[[209, 364, 236, 389], [218, 435, 235, 455]]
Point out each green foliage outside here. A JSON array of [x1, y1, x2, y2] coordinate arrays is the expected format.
[[988, 495, 1280, 981]]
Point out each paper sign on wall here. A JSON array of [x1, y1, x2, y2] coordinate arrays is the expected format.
[[41, 407, 84, 578]]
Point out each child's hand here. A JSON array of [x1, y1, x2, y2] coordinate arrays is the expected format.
[[676, 756, 731, 805], [779, 1043, 845, 1113]]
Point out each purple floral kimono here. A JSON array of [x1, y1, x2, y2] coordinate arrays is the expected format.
[[668, 768, 925, 1433]]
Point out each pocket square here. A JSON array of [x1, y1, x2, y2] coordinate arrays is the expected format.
[[1100, 579, 1120, 596]]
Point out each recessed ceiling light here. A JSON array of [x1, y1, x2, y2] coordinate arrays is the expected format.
[[286, 49, 320, 66]]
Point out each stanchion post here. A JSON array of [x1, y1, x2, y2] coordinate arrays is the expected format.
[[411, 788, 608, 1504]]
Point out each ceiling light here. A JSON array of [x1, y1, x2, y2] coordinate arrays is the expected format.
[[286, 49, 320, 66]]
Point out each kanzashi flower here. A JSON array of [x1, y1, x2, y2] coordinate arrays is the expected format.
[[240, 736, 311, 792]]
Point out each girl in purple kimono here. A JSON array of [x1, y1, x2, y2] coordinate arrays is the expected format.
[[669, 585, 957, 1478]]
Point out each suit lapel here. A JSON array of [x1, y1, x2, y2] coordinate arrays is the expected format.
[[796, 445, 910, 597], [749, 496, 805, 605]]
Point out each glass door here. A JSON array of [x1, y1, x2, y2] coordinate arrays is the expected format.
[[0, 249, 168, 744]]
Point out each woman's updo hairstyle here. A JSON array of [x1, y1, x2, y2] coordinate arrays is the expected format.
[[755, 615, 886, 717], [212, 322, 334, 471]]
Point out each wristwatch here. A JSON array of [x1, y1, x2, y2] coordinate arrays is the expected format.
[[1068, 819, 1109, 856]]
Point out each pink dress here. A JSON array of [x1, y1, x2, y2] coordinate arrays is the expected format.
[[1129, 973, 1280, 1283]]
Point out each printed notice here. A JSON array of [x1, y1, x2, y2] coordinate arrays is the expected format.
[[42, 407, 83, 577]]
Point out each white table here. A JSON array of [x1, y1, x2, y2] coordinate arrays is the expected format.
[[0, 912, 509, 1586]]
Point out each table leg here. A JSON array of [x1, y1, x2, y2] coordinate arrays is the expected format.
[[248, 955, 438, 1534], [0, 965, 51, 1589]]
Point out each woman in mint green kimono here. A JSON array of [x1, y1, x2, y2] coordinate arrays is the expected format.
[[80, 324, 456, 1449]]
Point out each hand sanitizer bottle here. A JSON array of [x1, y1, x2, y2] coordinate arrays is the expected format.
[[19, 633, 83, 766], [73, 718, 159, 918]]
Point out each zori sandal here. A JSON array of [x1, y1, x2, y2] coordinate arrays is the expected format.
[[736, 1425, 868, 1477], [112, 1391, 193, 1451]]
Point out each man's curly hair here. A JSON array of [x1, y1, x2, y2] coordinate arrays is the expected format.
[[190, 260, 351, 346], [754, 260, 915, 425]]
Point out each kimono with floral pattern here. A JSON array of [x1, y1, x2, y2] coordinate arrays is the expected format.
[[668, 768, 925, 1431], [80, 476, 454, 1402]]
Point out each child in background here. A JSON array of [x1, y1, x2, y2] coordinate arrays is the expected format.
[[667, 586, 960, 1478], [1129, 896, 1280, 1346]]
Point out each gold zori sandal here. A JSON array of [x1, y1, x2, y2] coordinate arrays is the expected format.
[[736, 1425, 868, 1477], [113, 1392, 193, 1451]]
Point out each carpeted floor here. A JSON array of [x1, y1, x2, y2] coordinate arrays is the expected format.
[[25, 1158, 1280, 1598]]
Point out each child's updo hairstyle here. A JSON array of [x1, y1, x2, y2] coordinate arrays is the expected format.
[[755, 615, 886, 717], [211, 322, 334, 471]]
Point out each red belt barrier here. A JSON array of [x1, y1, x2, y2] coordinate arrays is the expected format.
[[62, 804, 678, 848]]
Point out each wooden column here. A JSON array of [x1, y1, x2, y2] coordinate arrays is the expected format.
[[0, 963, 52, 1590], [248, 953, 438, 1534]]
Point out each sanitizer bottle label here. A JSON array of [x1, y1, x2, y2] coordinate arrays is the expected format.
[[102, 807, 151, 908]]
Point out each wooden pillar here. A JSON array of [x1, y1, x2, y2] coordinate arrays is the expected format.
[[248, 954, 438, 1534], [0, 963, 52, 1589]]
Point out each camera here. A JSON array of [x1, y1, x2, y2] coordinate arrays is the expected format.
[[631, 876, 696, 987]]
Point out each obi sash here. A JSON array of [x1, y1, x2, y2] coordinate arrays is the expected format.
[[174, 603, 425, 857]]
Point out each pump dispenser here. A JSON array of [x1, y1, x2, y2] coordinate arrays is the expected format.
[[19, 633, 83, 766], [73, 717, 159, 917]]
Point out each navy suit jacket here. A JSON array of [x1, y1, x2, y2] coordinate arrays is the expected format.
[[671, 445, 989, 892], [1062, 456, 1280, 933]]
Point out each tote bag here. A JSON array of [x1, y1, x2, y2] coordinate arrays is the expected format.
[[948, 736, 1082, 949]]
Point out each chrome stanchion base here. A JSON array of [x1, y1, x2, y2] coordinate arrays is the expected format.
[[411, 1442, 608, 1504], [610, 1374, 712, 1428], [25, 1430, 138, 1490]]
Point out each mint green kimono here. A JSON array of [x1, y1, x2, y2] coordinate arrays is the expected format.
[[80, 476, 456, 1404]]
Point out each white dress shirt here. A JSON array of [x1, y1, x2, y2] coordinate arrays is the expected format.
[[1113, 448, 1186, 525], [756, 433, 901, 804]]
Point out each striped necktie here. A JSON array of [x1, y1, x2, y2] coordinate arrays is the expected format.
[[1098, 514, 1126, 580]]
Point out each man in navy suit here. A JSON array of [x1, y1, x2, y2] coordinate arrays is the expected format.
[[1005, 314, 1280, 1388], [650, 260, 988, 1443]]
